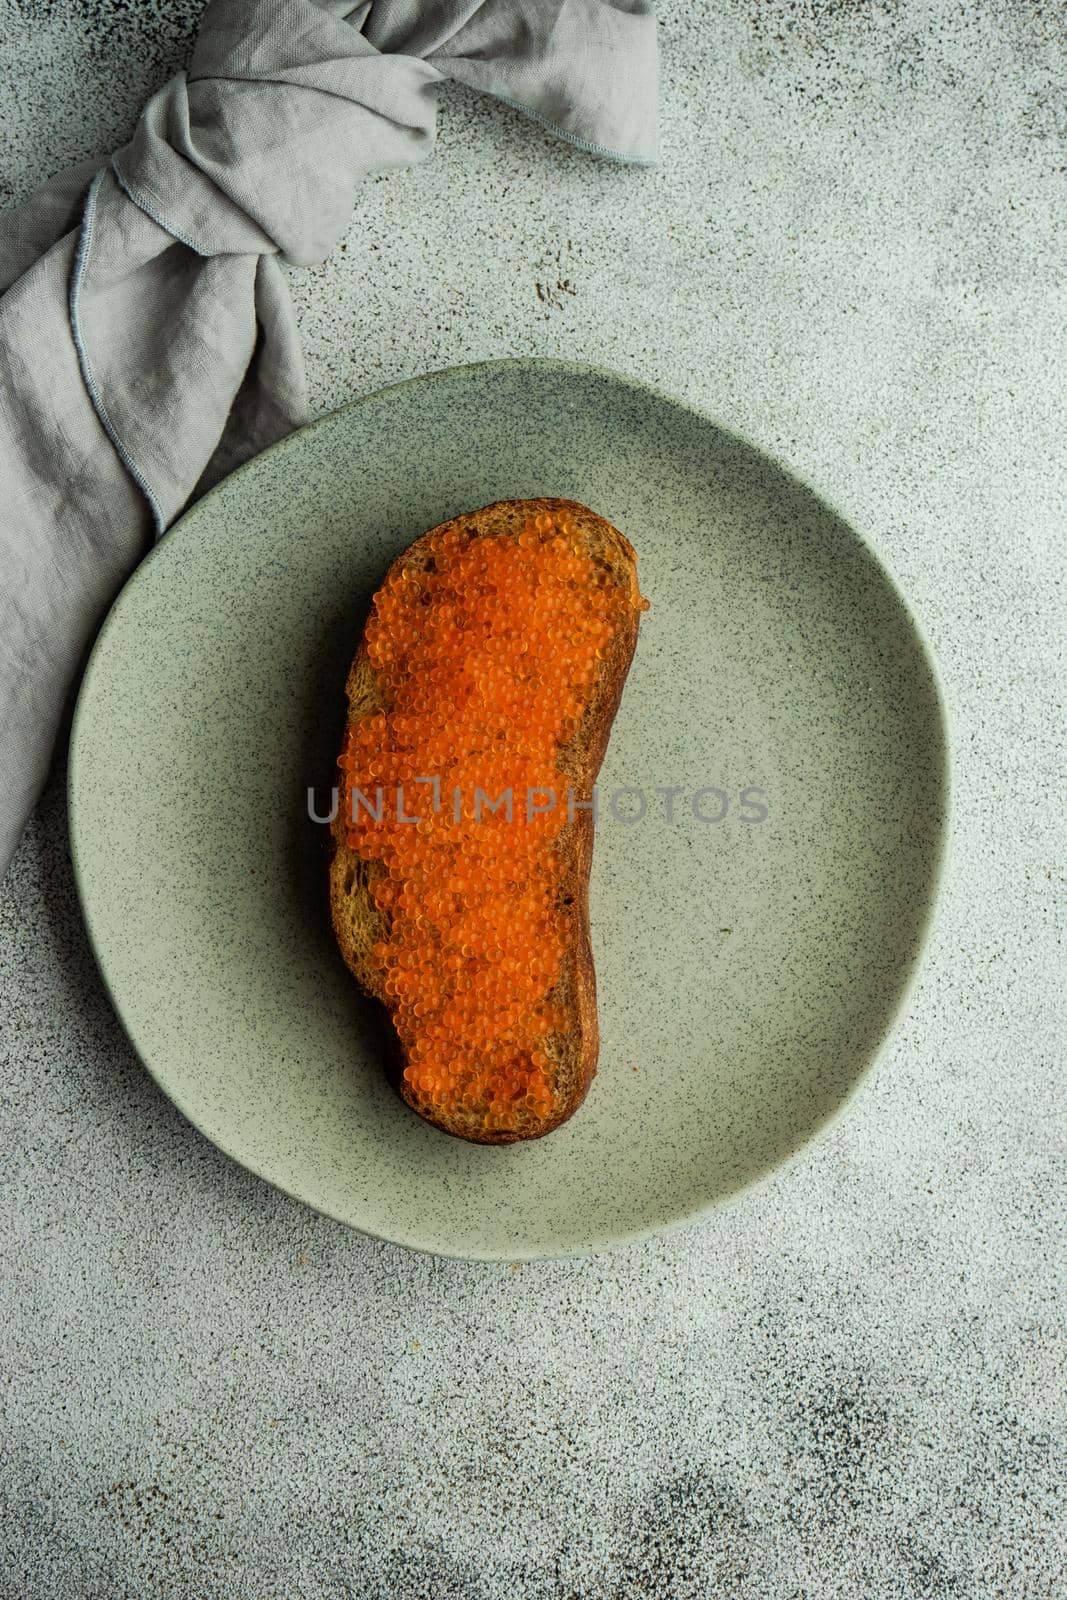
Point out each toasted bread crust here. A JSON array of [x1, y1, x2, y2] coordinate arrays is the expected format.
[[328, 498, 643, 1143]]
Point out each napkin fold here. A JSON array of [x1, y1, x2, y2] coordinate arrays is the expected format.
[[0, 0, 657, 879]]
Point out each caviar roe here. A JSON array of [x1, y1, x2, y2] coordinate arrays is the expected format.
[[339, 510, 649, 1133]]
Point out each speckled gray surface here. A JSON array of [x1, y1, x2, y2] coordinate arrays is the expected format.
[[1, 1, 1064, 1595]]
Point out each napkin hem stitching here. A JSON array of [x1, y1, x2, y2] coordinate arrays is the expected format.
[[110, 160, 210, 258], [491, 93, 658, 166]]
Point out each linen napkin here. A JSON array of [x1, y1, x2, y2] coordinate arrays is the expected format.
[[0, 0, 658, 880]]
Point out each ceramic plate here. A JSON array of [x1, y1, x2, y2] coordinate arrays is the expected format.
[[69, 360, 948, 1259]]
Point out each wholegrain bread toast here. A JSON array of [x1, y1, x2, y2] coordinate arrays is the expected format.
[[329, 498, 646, 1143]]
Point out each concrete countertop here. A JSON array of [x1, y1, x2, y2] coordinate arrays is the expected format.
[[1, 2, 1063, 1595]]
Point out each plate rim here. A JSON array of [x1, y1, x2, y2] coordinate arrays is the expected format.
[[68, 356, 953, 1261]]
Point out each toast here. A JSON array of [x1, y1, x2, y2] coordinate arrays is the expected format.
[[329, 498, 647, 1143]]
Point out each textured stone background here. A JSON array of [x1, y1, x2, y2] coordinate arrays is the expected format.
[[1, 2, 1064, 1596]]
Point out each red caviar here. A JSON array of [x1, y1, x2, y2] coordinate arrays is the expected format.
[[339, 510, 648, 1133]]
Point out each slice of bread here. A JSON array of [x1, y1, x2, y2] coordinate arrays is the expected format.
[[328, 497, 645, 1143]]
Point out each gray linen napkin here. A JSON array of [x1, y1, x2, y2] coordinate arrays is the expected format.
[[0, 0, 657, 879]]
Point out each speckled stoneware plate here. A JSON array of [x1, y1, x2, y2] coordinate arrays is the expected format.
[[69, 359, 948, 1259]]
